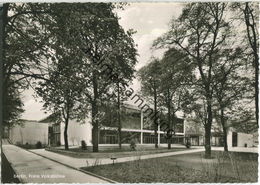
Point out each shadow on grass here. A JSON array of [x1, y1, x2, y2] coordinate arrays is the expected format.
[[81, 151, 258, 183]]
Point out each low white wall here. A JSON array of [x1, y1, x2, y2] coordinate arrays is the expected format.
[[60, 118, 92, 146], [9, 121, 48, 145]]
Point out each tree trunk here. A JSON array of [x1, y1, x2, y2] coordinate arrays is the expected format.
[[167, 139, 171, 149], [167, 88, 171, 149], [220, 107, 228, 152], [2, 4, 9, 84], [2, 4, 8, 51], [92, 100, 99, 152], [117, 83, 122, 149], [204, 124, 211, 158], [204, 100, 212, 158], [154, 86, 158, 148], [92, 118, 99, 152], [244, 2, 259, 127], [2, 4, 9, 132], [92, 71, 99, 152], [64, 118, 69, 150], [223, 128, 228, 152], [155, 129, 158, 148], [254, 55, 259, 127]]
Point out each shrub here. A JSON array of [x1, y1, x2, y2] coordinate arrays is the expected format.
[[24, 142, 30, 149], [81, 140, 87, 150], [130, 139, 136, 151], [36, 141, 42, 149], [185, 141, 191, 148]]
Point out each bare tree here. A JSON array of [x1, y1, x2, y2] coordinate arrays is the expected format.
[[154, 3, 231, 158]]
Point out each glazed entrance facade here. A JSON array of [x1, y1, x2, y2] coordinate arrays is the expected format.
[[47, 103, 185, 146]]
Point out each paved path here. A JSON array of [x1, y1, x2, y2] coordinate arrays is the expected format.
[[30, 145, 258, 170], [193, 146, 258, 153], [30, 148, 205, 168], [2, 144, 110, 183], [213, 146, 258, 153]]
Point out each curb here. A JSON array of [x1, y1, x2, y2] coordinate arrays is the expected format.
[[28, 149, 118, 184]]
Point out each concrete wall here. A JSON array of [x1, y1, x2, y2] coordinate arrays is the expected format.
[[60, 118, 92, 146], [9, 121, 48, 145]]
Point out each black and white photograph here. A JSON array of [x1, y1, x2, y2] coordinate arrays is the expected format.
[[1, 1, 259, 183]]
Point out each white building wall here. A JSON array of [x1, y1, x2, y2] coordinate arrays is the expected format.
[[237, 132, 253, 147], [9, 121, 48, 145], [60, 118, 92, 146], [227, 131, 233, 148], [227, 130, 254, 148]]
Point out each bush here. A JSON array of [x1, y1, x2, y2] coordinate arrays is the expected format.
[[185, 141, 191, 148], [36, 141, 42, 149], [24, 142, 30, 149], [81, 140, 87, 150], [130, 139, 136, 151]]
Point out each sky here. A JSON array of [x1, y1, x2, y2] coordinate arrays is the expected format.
[[21, 2, 185, 121]]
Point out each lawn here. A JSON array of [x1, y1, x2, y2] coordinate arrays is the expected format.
[[46, 145, 192, 158], [81, 151, 258, 183]]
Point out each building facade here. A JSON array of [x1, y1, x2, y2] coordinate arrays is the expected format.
[[48, 104, 186, 147], [9, 120, 49, 145], [9, 105, 254, 148]]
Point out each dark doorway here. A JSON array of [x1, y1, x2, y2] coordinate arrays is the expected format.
[[232, 132, 238, 147]]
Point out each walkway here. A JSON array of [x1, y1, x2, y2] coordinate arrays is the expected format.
[[30, 148, 205, 168], [30, 145, 258, 170], [2, 144, 111, 183], [213, 146, 258, 153], [193, 146, 258, 153]]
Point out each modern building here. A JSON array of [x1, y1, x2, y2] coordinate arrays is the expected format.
[[47, 103, 185, 147], [7, 104, 255, 149]]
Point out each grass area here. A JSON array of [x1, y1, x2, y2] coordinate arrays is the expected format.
[[46, 145, 192, 158], [81, 151, 258, 183]]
